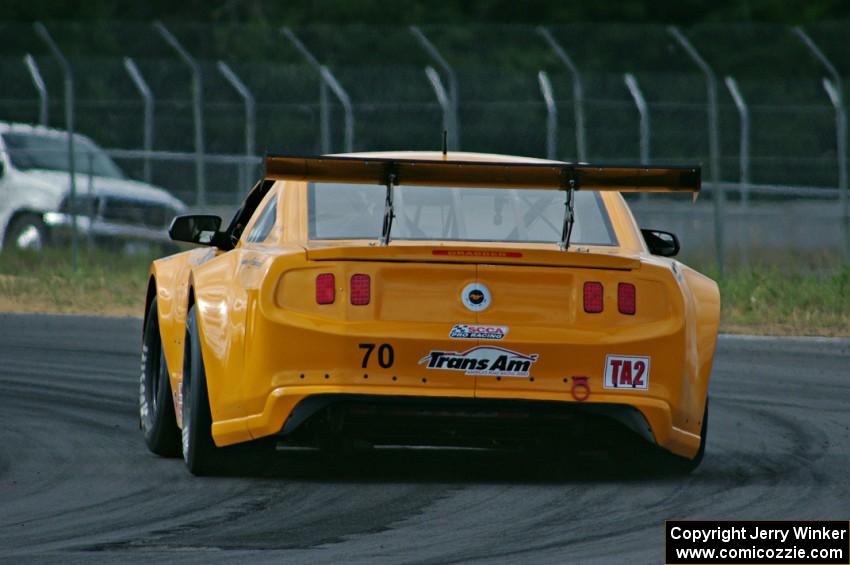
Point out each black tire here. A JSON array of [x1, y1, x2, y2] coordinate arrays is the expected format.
[[182, 305, 226, 475], [5, 213, 48, 251], [139, 298, 181, 457]]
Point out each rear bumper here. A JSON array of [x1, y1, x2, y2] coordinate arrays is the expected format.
[[211, 384, 702, 459]]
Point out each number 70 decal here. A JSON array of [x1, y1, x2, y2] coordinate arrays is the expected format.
[[603, 355, 650, 390]]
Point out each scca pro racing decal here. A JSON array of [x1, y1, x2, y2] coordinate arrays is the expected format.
[[603, 355, 650, 390], [419, 346, 538, 377], [449, 324, 509, 340]]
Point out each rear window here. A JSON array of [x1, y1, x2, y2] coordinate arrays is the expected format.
[[308, 183, 617, 245]]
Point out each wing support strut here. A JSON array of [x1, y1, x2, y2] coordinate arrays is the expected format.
[[559, 167, 577, 251], [380, 166, 398, 246]]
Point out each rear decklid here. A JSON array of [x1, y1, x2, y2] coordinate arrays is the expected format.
[[300, 244, 642, 327]]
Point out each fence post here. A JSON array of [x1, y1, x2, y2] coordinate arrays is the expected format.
[[624, 73, 650, 202], [218, 61, 256, 201], [623, 73, 650, 165], [724, 76, 751, 267], [724, 76, 750, 207], [319, 67, 354, 152], [794, 27, 849, 262], [154, 21, 206, 206], [821, 78, 850, 260], [23, 54, 48, 127], [281, 27, 342, 153], [86, 151, 94, 250], [538, 27, 586, 162], [123, 57, 154, 184], [410, 26, 459, 150], [318, 80, 330, 154], [425, 66, 451, 138], [537, 71, 558, 159], [669, 26, 725, 274], [33, 22, 77, 271]]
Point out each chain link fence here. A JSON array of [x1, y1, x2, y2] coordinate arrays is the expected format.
[[0, 20, 848, 270]]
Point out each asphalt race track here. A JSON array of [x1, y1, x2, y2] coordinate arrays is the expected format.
[[1, 313, 848, 564]]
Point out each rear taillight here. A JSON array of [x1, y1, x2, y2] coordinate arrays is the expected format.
[[618, 283, 636, 315], [350, 274, 371, 305], [583, 282, 603, 313], [316, 273, 335, 304]]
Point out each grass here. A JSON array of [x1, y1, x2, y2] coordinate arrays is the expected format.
[[0, 248, 848, 336], [0, 248, 153, 317], [711, 266, 850, 337]]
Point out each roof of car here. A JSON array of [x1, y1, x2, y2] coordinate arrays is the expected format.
[[0, 121, 83, 139]]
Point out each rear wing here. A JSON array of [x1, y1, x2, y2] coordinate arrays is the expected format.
[[264, 154, 700, 250], [264, 154, 700, 193]]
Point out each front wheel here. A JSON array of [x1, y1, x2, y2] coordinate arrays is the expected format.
[[182, 305, 226, 475], [5, 213, 48, 251]]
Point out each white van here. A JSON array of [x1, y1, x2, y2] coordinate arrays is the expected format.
[[0, 122, 186, 251]]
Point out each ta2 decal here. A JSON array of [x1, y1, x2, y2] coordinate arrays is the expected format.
[[449, 324, 509, 340], [603, 355, 650, 390], [419, 346, 538, 377]]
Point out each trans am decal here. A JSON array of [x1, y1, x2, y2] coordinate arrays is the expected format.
[[603, 355, 650, 390], [419, 346, 538, 377], [449, 324, 509, 340]]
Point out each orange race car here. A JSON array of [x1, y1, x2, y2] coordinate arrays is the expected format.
[[139, 152, 719, 475]]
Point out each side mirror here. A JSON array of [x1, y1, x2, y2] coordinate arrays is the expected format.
[[168, 214, 224, 246], [641, 228, 680, 257]]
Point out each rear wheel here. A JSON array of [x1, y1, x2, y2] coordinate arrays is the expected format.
[[140, 298, 181, 457], [182, 305, 226, 475]]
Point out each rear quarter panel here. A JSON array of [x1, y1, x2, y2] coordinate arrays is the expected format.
[[609, 191, 719, 437], [680, 262, 721, 414], [190, 244, 306, 424]]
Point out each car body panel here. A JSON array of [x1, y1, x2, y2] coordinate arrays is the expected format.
[[148, 151, 719, 459]]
